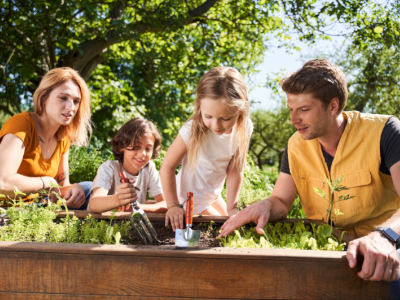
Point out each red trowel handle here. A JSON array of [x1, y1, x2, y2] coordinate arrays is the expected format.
[[186, 192, 193, 226], [119, 172, 128, 183], [118, 172, 132, 212]]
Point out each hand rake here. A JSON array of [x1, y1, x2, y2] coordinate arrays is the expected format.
[[119, 172, 157, 244]]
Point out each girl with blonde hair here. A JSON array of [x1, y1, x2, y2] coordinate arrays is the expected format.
[[0, 67, 93, 209], [161, 67, 253, 231]]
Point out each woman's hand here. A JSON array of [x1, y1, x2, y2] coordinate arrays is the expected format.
[[165, 206, 184, 231], [40, 176, 61, 202], [116, 179, 138, 208], [64, 183, 86, 208]]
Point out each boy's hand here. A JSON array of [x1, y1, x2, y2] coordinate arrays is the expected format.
[[117, 179, 138, 207], [165, 206, 184, 232]]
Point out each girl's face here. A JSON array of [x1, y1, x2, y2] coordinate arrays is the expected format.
[[44, 80, 81, 125], [121, 132, 155, 175], [200, 98, 240, 135]]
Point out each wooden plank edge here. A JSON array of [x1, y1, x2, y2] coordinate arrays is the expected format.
[[56, 210, 229, 223], [0, 241, 351, 261]]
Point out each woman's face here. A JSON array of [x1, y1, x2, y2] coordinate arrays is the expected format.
[[43, 80, 81, 125]]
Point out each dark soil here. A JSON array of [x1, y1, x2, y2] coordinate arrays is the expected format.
[[126, 221, 222, 247]]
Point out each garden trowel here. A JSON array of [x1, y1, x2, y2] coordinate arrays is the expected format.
[[175, 192, 201, 247]]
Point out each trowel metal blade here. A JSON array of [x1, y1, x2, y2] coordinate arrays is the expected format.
[[175, 227, 201, 247]]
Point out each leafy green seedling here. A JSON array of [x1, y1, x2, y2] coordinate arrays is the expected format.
[[313, 175, 355, 229]]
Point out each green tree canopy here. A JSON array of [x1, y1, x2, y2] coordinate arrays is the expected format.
[[249, 105, 295, 170], [1, 0, 399, 145]]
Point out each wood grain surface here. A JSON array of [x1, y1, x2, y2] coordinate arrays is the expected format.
[[0, 241, 389, 300]]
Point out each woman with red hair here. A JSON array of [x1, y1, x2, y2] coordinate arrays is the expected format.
[[0, 67, 93, 209]]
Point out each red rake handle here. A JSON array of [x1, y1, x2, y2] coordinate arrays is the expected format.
[[186, 192, 193, 226], [118, 172, 132, 212]]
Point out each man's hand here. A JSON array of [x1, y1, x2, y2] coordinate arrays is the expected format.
[[346, 231, 400, 281], [64, 183, 86, 208], [218, 200, 272, 238]]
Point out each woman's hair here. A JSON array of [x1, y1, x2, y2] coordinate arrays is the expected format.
[[33, 67, 92, 146], [187, 67, 250, 175], [111, 118, 162, 162], [280, 58, 348, 113]]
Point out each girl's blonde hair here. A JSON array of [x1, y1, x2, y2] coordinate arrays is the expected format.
[[187, 67, 250, 174], [33, 67, 92, 146]]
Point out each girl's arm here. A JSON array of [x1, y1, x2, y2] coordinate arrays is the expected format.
[[160, 133, 187, 231], [225, 150, 244, 217], [0, 134, 56, 197]]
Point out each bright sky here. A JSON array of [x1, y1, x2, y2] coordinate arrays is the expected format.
[[248, 35, 347, 111]]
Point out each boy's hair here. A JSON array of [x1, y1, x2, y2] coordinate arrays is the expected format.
[[280, 58, 348, 113], [187, 67, 250, 174], [33, 67, 92, 146], [111, 118, 162, 162]]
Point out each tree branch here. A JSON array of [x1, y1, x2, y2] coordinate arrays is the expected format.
[[58, 0, 219, 80]]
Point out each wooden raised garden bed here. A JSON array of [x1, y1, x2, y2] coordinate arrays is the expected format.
[[0, 211, 389, 300]]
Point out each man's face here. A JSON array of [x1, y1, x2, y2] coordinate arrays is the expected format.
[[287, 93, 332, 140]]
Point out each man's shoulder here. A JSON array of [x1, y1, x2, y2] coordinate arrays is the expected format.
[[346, 111, 391, 125]]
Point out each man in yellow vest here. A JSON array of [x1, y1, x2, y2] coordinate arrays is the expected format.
[[219, 59, 400, 286]]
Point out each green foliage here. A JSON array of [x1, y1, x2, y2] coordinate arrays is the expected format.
[[2, 0, 398, 145], [69, 142, 114, 183], [313, 175, 355, 228], [221, 158, 274, 210], [79, 214, 130, 244], [333, 43, 400, 116], [0, 192, 130, 245], [220, 221, 346, 251], [287, 197, 307, 220], [249, 105, 296, 170]]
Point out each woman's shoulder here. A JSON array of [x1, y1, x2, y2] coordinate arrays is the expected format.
[[3, 112, 34, 129], [0, 112, 35, 142]]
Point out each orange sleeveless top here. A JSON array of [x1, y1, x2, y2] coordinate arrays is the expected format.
[[0, 112, 70, 178]]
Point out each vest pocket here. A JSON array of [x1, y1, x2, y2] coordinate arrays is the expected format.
[[339, 170, 371, 188], [333, 169, 380, 227]]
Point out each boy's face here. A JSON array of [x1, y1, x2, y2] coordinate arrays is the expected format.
[[121, 132, 155, 175]]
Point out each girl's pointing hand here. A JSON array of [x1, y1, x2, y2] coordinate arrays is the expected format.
[[165, 206, 184, 232]]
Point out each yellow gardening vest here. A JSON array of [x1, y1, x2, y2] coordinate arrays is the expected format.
[[288, 111, 400, 238]]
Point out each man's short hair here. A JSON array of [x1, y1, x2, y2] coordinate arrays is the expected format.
[[280, 58, 348, 112]]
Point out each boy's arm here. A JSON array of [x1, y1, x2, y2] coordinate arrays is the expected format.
[[88, 187, 121, 213], [139, 193, 168, 213], [154, 193, 165, 203]]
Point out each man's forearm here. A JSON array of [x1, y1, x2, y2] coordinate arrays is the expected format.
[[267, 196, 289, 222], [379, 208, 400, 235]]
